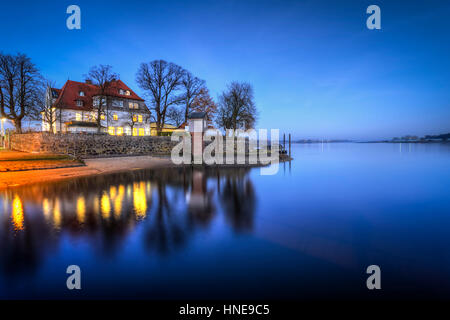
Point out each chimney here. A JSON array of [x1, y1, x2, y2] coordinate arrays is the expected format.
[[85, 79, 92, 84]]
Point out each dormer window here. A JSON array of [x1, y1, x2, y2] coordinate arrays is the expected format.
[[119, 89, 131, 96], [79, 91, 85, 96], [76, 100, 83, 107]]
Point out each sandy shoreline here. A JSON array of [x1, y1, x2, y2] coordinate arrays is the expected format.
[[0, 155, 175, 190]]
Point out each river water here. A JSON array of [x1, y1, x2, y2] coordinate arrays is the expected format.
[[1, 143, 450, 299]]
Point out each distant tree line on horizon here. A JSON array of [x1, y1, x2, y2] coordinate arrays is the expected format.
[[0, 52, 258, 134], [392, 133, 450, 141]]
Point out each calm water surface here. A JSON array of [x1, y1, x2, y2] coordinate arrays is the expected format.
[[1, 143, 450, 299]]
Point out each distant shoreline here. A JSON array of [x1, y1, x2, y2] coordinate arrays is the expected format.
[[358, 140, 450, 144], [290, 140, 449, 144]]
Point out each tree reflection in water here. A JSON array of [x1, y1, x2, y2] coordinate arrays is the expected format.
[[0, 166, 256, 277]]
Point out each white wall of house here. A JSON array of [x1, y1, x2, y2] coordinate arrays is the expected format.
[[42, 108, 151, 135]]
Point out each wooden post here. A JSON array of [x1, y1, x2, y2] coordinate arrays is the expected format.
[[289, 133, 291, 157], [283, 133, 286, 152]]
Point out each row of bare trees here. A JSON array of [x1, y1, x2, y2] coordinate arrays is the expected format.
[[0, 53, 258, 134], [135, 60, 216, 133], [135, 59, 258, 133]]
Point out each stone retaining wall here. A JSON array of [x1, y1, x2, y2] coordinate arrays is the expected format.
[[11, 133, 178, 157]]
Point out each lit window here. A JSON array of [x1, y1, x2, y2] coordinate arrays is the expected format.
[[75, 113, 82, 121], [139, 128, 145, 136], [125, 127, 131, 136], [108, 127, 115, 135], [133, 115, 137, 122], [126, 90, 130, 96], [134, 103, 139, 109], [100, 115, 105, 120], [145, 128, 150, 136], [113, 114, 118, 121], [79, 91, 85, 96], [138, 115, 143, 123], [116, 127, 123, 136], [132, 128, 137, 136]]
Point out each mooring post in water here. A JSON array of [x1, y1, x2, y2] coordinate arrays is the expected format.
[[283, 133, 286, 152], [289, 133, 291, 157]]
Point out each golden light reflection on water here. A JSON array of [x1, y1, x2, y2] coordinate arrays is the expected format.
[[110, 186, 117, 199], [77, 196, 86, 223], [101, 192, 111, 219], [16, 180, 153, 232], [11, 195, 24, 231], [113, 185, 125, 218], [133, 181, 148, 219], [42, 198, 51, 220], [53, 199, 61, 230]]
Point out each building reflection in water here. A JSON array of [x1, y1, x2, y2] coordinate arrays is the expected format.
[[187, 170, 215, 226], [0, 166, 256, 277]]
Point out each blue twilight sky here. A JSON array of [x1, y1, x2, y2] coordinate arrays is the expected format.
[[1, 0, 449, 140]]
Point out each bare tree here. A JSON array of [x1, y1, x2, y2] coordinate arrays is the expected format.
[[85, 65, 119, 133], [166, 107, 184, 127], [0, 53, 43, 133], [216, 82, 257, 131], [40, 80, 58, 133], [191, 87, 218, 127], [136, 60, 184, 135], [180, 71, 205, 122]]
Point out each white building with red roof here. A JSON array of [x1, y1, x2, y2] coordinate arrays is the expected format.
[[42, 79, 152, 136]]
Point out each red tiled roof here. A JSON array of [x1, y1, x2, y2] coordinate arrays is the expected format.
[[53, 79, 144, 111]]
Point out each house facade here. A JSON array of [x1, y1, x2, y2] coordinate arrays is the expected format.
[[42, 79, 152, 136]]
